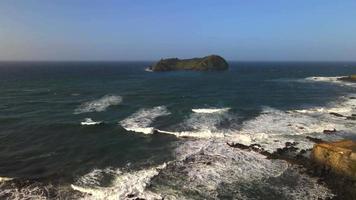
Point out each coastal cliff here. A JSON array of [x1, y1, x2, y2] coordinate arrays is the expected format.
[[312, 140, 356, 180], [147, 55, 229, 72]]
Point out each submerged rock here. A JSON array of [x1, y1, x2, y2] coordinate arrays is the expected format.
[[329, 112, 344, 117], [338, 75, 356, 83], [147, 55, 229, 72], [312, 140, 356, 180], [323, 128, 337, 134], [306, 136, 324, 143]]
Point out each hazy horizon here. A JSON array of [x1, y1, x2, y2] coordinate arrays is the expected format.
[[1, 0, 356, 61]]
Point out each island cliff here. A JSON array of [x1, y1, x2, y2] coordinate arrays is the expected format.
[[147, 55, 229, 72]]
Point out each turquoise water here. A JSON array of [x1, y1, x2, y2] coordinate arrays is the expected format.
[[0, 61, 355, 199]]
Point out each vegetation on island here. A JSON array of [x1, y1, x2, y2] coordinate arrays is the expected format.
[[147, 55, 229, 72]]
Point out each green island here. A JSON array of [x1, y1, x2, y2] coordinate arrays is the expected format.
[[146, 55, 229, 72]]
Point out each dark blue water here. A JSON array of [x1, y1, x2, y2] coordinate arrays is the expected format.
[[0, 61, 355, 199]]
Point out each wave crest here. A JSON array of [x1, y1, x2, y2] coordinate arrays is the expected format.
[[74, 95, 122, 114], [156, 110, 236, 139], [119, 106, 170, 134], [192, 107, 230, 114]]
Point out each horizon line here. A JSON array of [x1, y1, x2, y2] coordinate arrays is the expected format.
[[1, 60, 356, 63]]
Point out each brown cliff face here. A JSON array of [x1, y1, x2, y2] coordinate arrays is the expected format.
[[148, 55, 229, 72], [312, 140, 356, 180]]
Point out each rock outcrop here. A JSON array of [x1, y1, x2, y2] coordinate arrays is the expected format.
[[312, 140, 356, 180], [338, 75, 356, 82], [147, 55, 229, 72]]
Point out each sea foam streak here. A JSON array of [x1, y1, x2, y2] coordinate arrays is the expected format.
[[192, 107, 230, 114], [74, 95, 122, 114], [72, 99, 350, 199], [119, 106, 170, 134]]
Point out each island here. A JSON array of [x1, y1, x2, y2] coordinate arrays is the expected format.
[[146, 55, 229, 72], [338, 75, 356, 82]]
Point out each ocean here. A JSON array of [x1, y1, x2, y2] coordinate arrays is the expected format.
[[0, 61, 355, 199]]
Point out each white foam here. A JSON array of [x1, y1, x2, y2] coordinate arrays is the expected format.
[[81, 118, 102, 126], [119, 106, 170, 134], [74, 95, 122, 114], [156, 129, 225, 138], [240, 107, 340, 136], [0, 180, 54, 200], [71, 164, 166, 200], [155, 111, 234, 139], [144, 68, 153, 72], [295, 97, 356, 115], [152, 139, 334, 199], [192, 107, 230, 114], [230, 96, 356, 152], [305, 76, 343, 82], [0, 177, 13, 182], [305, 76, 356, 87]]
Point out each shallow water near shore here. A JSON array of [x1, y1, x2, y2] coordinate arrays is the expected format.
[[0, 61, 355, 199]]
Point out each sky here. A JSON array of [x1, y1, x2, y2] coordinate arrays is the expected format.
[[0, 0, 355, 61]]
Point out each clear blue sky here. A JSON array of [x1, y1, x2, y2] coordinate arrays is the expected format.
[[0, 0, 355, 61]]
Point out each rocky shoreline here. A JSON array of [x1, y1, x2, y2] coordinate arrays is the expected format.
[[227, 137, 356, 200], [338, 75, 356, 83]]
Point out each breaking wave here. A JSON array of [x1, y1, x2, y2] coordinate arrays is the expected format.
[[73, 94, 354, 199], [81, 118, 102, 126], [192, 107, 230, 114], [74, 95, 122, 114], [71, 139, 334, 200], [156, 109, 236, 139], [150, 140, 333, 199], [229, 96, 356, 152], [71, 164, 166, 200], [71, 97, 355, 199], [119, 106, 170, 134]]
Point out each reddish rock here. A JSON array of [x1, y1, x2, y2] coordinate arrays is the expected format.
[[312, 140, 356, 180]]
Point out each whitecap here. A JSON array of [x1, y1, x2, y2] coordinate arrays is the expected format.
[[119, 106, 170, 134], [155, 110, 235, 139], [81, 118, 102, 126], [74, 95, 122, 114], [144, 67, 153, 72], [192, 107, 230, 114]]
